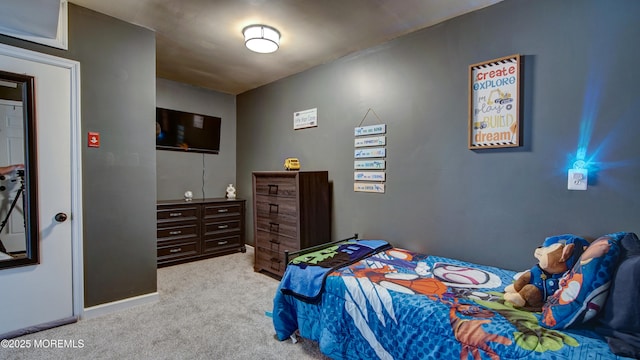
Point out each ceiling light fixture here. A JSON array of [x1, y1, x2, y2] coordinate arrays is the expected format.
[[242, 24, 280, 54]]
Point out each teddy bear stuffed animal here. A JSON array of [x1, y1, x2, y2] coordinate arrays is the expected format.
[[504, 235, 588, 310]]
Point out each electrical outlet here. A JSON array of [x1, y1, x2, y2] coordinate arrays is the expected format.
[[568, 169, 588, 190]]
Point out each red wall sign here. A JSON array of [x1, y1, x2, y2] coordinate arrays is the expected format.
[[88, 132, 100, 148]]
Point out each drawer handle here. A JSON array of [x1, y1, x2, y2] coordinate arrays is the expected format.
[[269, 222, 280, 233], [268, 203, 279, 214], [217, 209, 229, 213], [270, 258, 281, 271], [218, 240, 228, 245], [169, 230, 182, 235], [218, 224, 229, 229], [169, 212, 182, 217], [269, 241, 280, 252], [169, 248, 182, 253], [268, 184, 278, 195]]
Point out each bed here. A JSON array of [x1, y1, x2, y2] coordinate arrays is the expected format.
[[272, 233, 640, 360]]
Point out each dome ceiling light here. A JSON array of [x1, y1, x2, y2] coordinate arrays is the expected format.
[[242, 24, 280, 54]]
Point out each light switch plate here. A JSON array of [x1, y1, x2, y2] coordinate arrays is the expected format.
[[568, 169, 588, 190]]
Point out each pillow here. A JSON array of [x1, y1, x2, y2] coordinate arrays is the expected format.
[[541, 232, 625, 329], [595, 254, 640, 357], [618, 232, 640, 258]]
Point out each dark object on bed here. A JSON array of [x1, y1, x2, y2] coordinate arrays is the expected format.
[[284, 233, 359, 264], [595, 232, 640, 358], [280, 234, 391, 303]]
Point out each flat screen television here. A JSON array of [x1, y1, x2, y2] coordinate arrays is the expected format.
[[155, 107, 221, 154]]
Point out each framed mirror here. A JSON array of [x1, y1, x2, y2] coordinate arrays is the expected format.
[[0, 69, 39, 269]]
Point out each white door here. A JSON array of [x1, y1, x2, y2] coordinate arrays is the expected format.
[[0, 46, 80, 335]]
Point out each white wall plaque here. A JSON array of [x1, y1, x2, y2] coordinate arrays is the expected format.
[[355, 147, 386, 158], [354, 171, 386, 181], [293, 107, 318, 130], [354, 182, 385, 193], [354, 124, 386, 136], [354, 160, 386, 170], [355, 136, 386, 148]]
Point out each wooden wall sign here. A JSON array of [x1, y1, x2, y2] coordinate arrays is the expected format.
[[354, 110, 387, 193]]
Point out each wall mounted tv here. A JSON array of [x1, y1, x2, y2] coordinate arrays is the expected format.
[[155, 107, 221, 154]]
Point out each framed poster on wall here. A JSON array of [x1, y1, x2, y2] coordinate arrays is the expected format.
[[468, 54, 521, 149]]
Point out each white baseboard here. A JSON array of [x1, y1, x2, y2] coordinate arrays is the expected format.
[[81, 292, 159, 320]]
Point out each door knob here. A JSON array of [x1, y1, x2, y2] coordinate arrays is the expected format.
[[55, 212, 68, 222]]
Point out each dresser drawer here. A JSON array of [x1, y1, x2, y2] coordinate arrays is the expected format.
[[255, 246, 286, 276], [204, 234, 242, 254], [203, 202, 242, 219], [254, 176, 297, 197], [255, 216, 297, 238], [157, 205, 199, 223], [254, 196, 297, 221], [157, 241, 199, 262], [157, 222, 199, 242], [204, 218, 241, 233], [255, 229, 298, 253]]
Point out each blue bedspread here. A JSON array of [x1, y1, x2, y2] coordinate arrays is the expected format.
[[273, 247, 632, 360]]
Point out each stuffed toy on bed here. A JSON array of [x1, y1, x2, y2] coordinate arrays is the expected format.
[[504, 234, 589, 310]]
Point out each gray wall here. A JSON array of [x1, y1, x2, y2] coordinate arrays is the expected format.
[[0, 4, 157, 307], [156, 78, 237, 201], [237, 0, 640, 271]]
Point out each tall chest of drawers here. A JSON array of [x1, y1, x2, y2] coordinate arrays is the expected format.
[[156, 198, 246, 267], [252, 171, 331, 277]]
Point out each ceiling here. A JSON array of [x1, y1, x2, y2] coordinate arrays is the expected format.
[[64, 1, 502, 94]]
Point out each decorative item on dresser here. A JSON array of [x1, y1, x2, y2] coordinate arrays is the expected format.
[[252, 171, 331, 278], [156, 198, 246, 268]]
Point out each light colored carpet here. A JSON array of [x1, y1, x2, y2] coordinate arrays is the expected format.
[[2, 246, 329, 360]]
